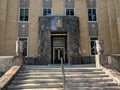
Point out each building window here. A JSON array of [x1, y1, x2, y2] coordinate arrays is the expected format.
[[88, 9, 97, 21], [65, 8, 74, 16], [90, 37, 98, 55], [19, 38, 28, 56], [43, 8, 52, 16], [20, 9, 29, 21]]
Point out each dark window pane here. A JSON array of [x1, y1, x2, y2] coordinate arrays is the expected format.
[[43, 9, 47, 16], [20, 16, 24, 21], [88, 9, 92, 21], [20, 9, 24, 16], [93, 9, 97, 21], [20, 9, 29, 21], [25, 16, 28, 21], [25, 9, 28, 16], [66, 9, 69, 15], [91, 41, 96, 55], [19, 38, 27, 56], [20, 9, 24, 21], [66, 9, 74, 16], [48, 9, 51, 16], [88, 9, 97, 21], [43, 9, 51, 16], [90, 37, 98, 55], [25, 9, 28, 21], [70, 9, 74, 16], [91, 37, 98, 40]]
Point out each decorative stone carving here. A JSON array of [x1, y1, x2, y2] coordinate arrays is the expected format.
[[96, 40, 104, 55], [16, 40, 24, 56], [56, 19, 62, 27]]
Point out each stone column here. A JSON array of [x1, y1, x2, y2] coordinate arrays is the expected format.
[[95, 40, 106, 68]]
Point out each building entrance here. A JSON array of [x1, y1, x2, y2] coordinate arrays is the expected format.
[[51, 32, 68, 64]]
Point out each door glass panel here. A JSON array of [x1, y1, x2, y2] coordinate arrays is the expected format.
[[60, 49, 63, 60], [19, 38, 27, 56], [53, 38, 65, 47], [54, 49, 58, 60], [54, 48, 64, 64]]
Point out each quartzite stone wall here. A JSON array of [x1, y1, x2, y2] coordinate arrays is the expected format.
[[38, 16, 80, 64]]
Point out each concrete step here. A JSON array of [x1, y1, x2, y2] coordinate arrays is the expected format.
[[22, 68, 102, 72], [8, 88, 64, 90], [14, 74, 109, 80], [12, 78, 113, 84], [65, 74, 109, 78], [8, 83, 63, 89], [14, 75, 62, 80], [25, 64, 96, 69], [67, 82, 118, 87], [12, 79, 62, 84], [24, 64, 96, 69], [17, 72, 62, 75], [66, 78, 113, 82], [17, 71, 105, 76], [68, 86, 120, 90], [7, 65, 120, 90]]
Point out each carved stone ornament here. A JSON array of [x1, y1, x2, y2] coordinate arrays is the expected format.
[[95, 40, 104, 55], [56, 19, 62, 27]]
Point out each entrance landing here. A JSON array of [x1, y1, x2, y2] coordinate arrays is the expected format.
[[24, 64, 96, 69]]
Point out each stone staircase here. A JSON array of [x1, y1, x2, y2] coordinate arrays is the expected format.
[[7, 65, 120, 90]]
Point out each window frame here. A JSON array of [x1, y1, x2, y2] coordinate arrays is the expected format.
[[19, 8, 29, 22], [88, 8, 98, 22], [18, 37, 28, 56], [42, 8, 52, 16], [90, 36, 99, 56], [65, 8, 75, 16]]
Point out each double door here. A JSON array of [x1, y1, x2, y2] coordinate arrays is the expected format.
[[53, 47, 65, 64]]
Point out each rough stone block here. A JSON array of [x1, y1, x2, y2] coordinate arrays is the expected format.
[[0, 56, 14, 73], [0, 66, 21, 90], [95, 55, 106, 68]]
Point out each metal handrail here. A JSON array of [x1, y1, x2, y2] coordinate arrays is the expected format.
[[61, 57, 66, 90]]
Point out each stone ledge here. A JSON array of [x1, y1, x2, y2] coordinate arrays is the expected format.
[[0, 66, 21, 90], [0, 56, 14, 77], [99, 65, 120, 86], [0, 56, 14, 58], [107, 55, 120, 72]]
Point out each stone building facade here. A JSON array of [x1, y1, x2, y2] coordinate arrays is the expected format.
[[0, 0, 120, 64]]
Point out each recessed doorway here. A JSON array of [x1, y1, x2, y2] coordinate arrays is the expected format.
[[51, 32, 68, 64]]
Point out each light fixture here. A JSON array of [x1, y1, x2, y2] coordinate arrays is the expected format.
[[22, 24, 25, 28], [92, 24, 95, 27]]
